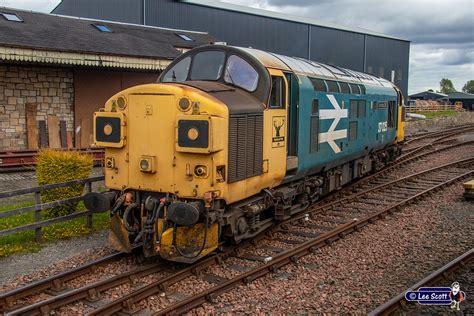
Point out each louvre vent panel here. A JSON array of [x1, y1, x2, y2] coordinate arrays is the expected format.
[[310, 116, 319, 153], [228, 114, 263, 183]]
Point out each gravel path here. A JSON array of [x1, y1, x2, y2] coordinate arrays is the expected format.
[[0, 231, 111, 287]]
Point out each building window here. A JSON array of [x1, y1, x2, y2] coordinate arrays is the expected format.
[[326, 80, 340, 93], [1, 12, 23, 22], [367, 66, 373, 74], [397, 69, 402, 81], [379, 67, 385, 77], [310, 78, 327, 92], [92, 24, 113, 32], [177, 33, 193, 41]]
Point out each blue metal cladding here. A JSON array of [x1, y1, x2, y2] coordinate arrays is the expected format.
[[144, 0, 309, 58], [309, 25, 365, 71], [295, 75, 397, 176], [52, 0, 410, 96], [365, 35, 410, 98], [53, 0, 143, 24]]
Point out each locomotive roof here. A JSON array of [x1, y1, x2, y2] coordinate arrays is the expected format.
[[232, 46, 396, 89]]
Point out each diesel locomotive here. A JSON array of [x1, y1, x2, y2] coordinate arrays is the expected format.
[[84, 45, 405, 263]]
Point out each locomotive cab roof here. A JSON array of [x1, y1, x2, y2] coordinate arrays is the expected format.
[[159, 44, 397, 103]]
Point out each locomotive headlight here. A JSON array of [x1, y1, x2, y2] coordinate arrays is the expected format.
[[177, 120, 209, 149], [178, 97, 191, 111], [139, 156, 156, 173]]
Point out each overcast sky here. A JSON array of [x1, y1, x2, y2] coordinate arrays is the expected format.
[[1, 0, 473, 94]]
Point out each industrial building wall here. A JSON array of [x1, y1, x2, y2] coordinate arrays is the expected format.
[[53, 0, 410, 96]]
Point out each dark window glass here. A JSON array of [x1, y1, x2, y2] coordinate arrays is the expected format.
[[349, 84, 360, 94], [224, 55, 259, 92], [269, 76, 285, 108], [339, 82, 350, 94], [326, 80, 340, 93], [358, 100, 366, 117], [350, 100, 358, 118], [310, 78, 327, 92], [349, 121, 358, 140], [190, 51, 225, 80], [359, 85, 366, 94], [162, 57, 191, 82], [388, 100, 396, 128], [93, 24, 113, 32], [312, 99, 319, 114]]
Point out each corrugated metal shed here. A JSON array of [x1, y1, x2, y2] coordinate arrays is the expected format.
[[52, 0, 410, 96]]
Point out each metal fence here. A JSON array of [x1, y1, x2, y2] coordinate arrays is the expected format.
[[0, 176, 105, 242]]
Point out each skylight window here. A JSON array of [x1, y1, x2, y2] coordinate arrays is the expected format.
[[177, 34, 193, 41], [92, 24, 113, 33], [1, 12, 23, 22]]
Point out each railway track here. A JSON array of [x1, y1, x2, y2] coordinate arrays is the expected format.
[[1, 127, 472, 314], [0, 248, 141, 313], [369, 248, 474, 316], [4, 154, 471, 315], [404, 123, 474, 144]]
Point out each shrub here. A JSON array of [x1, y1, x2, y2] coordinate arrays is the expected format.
[[36, 149, 93, 218]]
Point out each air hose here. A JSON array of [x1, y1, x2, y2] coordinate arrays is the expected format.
[[172, 207, 209, 259], [123, 203, 139, 233]]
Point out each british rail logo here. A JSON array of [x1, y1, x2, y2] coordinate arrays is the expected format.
[[405, 282, 466, 311]]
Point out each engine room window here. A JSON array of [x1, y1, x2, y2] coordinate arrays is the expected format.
[[190, 51, 225, 81], [339, 82, 350, 94], [326, 80, 340, 93], [269, 76, 285, 108], [224, 55, 259, 92], [349, 84, 361, 94], [310, 78, 327, 92], [162, 57, 191, 82]]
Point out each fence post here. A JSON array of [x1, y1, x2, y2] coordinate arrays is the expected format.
[[85, 181, 93, 228], [34, 191, 42, 242]]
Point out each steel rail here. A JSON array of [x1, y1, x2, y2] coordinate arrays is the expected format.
[[154, 167, 473, 315], [87, 158, 473, 315], [368, 248, 474, 316], [404, 124, 474, 144], [4, 139, 472, 314], [0, 248, 139, 312]]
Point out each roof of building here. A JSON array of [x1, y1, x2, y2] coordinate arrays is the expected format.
[[180, 0, 409, 42], [409, 91, 448, 98], [448, 92, 474, 99], [0, 7, 213, 69]]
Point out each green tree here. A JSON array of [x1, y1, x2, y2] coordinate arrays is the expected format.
[[440, 78, 457, 94], [462, 80, 474, 93]]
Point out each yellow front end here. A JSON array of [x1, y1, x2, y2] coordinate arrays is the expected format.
[[93, 80, 287, 262]]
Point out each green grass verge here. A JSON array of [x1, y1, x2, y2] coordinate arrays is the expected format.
[[0, 201, 110, 257], [417, 110, 459, 119]]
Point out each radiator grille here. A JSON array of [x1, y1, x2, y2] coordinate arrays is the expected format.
[[228, 114, 263, 183]]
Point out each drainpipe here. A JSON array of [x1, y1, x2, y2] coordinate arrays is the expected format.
[[143, 0, 146, 25]]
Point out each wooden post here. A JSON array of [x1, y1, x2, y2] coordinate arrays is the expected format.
[[86, 182, 93, 228], [34, 191, 42, 242]]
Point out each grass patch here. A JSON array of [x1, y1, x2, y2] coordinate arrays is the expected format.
[[0, 201, 110, 257], [417, 110, 459, 119]]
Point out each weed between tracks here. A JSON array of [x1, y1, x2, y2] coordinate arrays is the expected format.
[[0, 201, 110, 257], [416, 110, 458, 119]]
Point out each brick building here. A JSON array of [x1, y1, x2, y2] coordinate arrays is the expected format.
[[0, 8, 212, 150]]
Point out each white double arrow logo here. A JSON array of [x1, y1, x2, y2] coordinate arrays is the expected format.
[[319, 95, 348, 153]]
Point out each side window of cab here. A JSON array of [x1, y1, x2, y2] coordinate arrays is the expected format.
[[269, 76, 286, 109]]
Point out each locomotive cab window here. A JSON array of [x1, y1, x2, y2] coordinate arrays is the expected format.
[[162, 57, 191, 82], [269, 76, 285, 108], [224, 55, 259, 92], [326, 80, 340, 93], [189, 51, 225, 81]]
